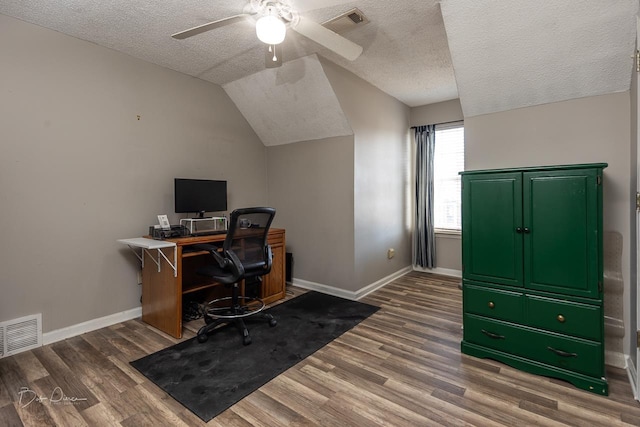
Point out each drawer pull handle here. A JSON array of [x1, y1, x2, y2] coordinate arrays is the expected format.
[[488, 301, 495, 309], [547, 346, 577, 358], [481, 329, 505, 340], [557, 314, 565, 323]]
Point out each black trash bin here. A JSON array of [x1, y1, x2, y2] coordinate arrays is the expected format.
[[286, 252, 293, 284]]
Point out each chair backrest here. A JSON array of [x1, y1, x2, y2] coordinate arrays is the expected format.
[[223, 207, 276, 277]]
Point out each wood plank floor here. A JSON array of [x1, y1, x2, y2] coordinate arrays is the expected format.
[[1, 271, 639, 426]]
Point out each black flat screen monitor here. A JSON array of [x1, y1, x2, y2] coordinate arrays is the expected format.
[[174, 178, 227, 218]]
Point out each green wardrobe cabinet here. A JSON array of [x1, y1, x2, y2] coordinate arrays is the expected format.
[[460, 163, 607, 395]]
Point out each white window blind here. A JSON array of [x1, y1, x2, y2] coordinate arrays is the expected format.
[[433, 124, 464, 231]]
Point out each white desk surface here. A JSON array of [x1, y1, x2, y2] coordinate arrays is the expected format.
[[117, 237, 176, 249]]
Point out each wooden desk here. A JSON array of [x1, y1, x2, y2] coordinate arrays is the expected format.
[[140, 229, 286, 338]]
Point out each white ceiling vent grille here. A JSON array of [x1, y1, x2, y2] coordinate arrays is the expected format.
[[1, 314, 42, 358], [322, 8, 369, 34]]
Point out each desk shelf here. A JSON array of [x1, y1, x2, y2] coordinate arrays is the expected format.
[[182, 250, 210, 258], [183, 281, 220, 295], [117, 237, 177, 277]]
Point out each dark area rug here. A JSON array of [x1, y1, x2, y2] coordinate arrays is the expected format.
[[130, 291, 379, 422]]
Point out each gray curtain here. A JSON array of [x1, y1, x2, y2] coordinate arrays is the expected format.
[[414, 125, 436, 268]]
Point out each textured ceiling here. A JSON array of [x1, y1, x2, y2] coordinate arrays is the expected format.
[[441, 0, 638, 117], [224, 54, 352, 146], [1, 0, 637, 131], [0, 0, 456, 108]]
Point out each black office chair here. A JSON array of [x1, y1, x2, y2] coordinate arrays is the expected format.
[[194, 207, 277, 345]]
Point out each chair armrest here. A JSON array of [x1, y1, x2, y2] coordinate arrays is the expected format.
[[193, 243, 226, 268], [224, 249, 245, 282], [263, 244, 273, 274]]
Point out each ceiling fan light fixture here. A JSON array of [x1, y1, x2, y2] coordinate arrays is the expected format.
[[256, 15, 286, 45]]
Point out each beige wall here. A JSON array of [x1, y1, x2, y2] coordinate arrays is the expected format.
[[465, 92, 633, 356], [0, 15, 267, 333], [266, 137, 355, 288], [267, 60, 412, 292], [411, 99, 464, 127], [320, 60, 412, 290], [432, 233, 463, 272]]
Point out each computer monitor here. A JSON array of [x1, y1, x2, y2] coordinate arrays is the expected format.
[[174, 178, 227, 218]]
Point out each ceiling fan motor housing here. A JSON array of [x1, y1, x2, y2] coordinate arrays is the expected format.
[[252, 0, 298, 25]]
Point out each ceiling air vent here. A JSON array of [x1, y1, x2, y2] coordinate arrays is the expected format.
[[322, 8, 369, 34]]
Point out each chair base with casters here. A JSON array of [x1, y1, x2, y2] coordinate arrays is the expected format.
[[193, 207, 278, 346], [196, 281, 277, 345]]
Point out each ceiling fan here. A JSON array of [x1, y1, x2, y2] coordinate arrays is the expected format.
[[171, 0, 363, 67]]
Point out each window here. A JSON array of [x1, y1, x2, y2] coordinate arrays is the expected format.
[[433, 124, 464, 231]]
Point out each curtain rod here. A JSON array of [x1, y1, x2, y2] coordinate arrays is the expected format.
[[410, 119, 463, 129]]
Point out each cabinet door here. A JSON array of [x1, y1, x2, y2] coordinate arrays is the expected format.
[[261, 231, 286, 305], [462, 172, 523, 287], [523, 169, 600, 298]]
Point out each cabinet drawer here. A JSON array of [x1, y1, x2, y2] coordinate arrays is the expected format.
[[464, 284, 524, 323], [465, 314, 604, 378], [525, 328, 603, 378], [526, 295, 602, 341], [463, 314, 527, 358]]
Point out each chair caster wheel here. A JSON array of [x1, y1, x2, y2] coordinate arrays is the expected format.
[[269, 319, 277, 327], [243, 336, 252, 346], [197, 334, 208, 343]]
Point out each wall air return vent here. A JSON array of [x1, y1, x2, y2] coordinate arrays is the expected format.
[[322, 8, 369, 34], [1, 314, 42, 358]]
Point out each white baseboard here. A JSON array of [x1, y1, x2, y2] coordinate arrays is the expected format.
[[355, 266, 413, 299], [626, 354, 639, 400], [413, 266, 462, 278], [292, 266, 412, 301], [43, 307, 142, 346]]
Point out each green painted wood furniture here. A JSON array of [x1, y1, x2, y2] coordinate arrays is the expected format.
[[460, 163, 608, 395]]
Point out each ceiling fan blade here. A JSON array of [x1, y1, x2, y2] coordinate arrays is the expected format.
[[295, 0, 353, 13], [292, 16, 363, 61], [172, 14, 253, 39]]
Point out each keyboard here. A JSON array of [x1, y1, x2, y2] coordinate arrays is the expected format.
[[190, 230, 226, 237]]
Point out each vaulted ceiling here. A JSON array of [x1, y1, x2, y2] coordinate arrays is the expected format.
[[1, 0, 637, 143], [440, 0, 637, 117]]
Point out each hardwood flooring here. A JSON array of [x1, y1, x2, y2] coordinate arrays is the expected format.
[[1, 271, 639, 426]]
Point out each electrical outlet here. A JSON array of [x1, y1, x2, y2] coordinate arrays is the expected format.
[[387, 248, 395, 259]]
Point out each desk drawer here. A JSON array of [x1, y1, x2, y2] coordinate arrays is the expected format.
[[464, 284, 524, 323], [526, 295, 602, 342]]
